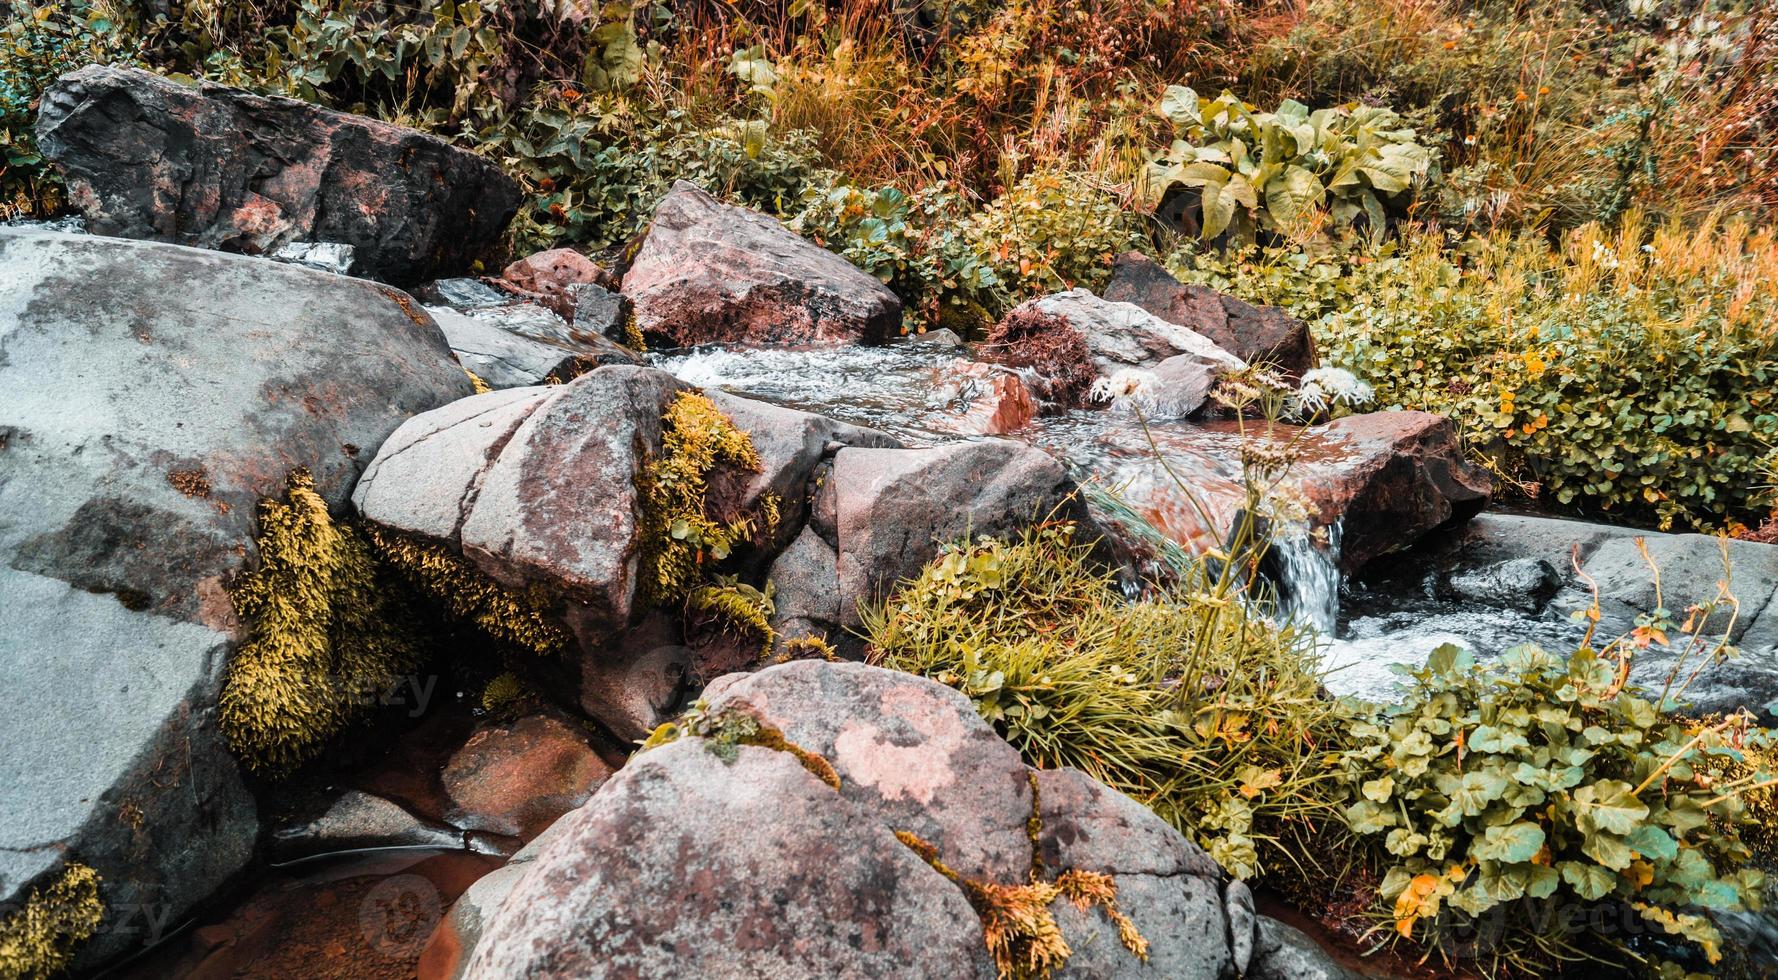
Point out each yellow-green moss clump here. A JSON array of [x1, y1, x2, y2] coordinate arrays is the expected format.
[[687, 576, 776, 660], [365, 526, 571, 656], [0, 864, 103, 979], [637, 391, 768, 606], [642, 702, 841, 791], [220, 472, 422, 773]]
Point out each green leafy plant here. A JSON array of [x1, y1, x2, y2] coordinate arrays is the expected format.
[[791, 180, 1003, 335], [1146, 87, 1437, 243], [0, 1, 141, 218], [1341, 642, 1770, 972]]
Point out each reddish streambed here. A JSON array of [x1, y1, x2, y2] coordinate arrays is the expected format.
[[109, 849, 501, 980]]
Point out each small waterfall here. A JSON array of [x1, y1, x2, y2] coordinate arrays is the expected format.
[[1270, 522, 1343, 635]]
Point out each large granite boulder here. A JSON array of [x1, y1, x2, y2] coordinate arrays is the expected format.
[[828, 439, 1095, 627], [622, 181, 902, 347], [1103, 252, 1316, 379], [452, 661, 1247, 979], [353, 368, 687, 641], [35, 65, 521, 284], [352, 369, 898, 735], [0, 228, 472, 967]]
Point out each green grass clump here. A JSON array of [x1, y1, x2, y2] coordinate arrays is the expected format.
[[220, 471, 422, 773], [0, 863, 102, 980], [865, 524, 1350, 880]]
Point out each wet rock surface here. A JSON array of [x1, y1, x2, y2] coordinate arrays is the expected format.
[[0, 227, 471, 965], [1346, 513, 1778, 715], [1291, 411, 1493, 572], [431, 307, 637, 390], [623, 181, 902, 347], [36, 66, 520, 284]]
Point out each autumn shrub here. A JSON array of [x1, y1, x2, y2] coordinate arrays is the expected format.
[[1171, 216, 1778, 531], [790, 180, 1004, 335]]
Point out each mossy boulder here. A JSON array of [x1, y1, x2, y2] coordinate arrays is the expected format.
[[0, 227, 471, 969], [352, 367, 895, 737], [452, 662, 1267, 979]]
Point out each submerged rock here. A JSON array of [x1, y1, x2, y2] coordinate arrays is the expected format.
[[455, 661, 1244, 979], [623, 181, 902, 347], [0, 227, 471, 967], [1104, 252, 1316, 379], [36, 66, 520, 284], [440, 714, 614, 842], [270, 790, 464, 862]]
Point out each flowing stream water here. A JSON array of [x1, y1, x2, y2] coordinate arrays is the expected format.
[[651, 341, 1567, 701]]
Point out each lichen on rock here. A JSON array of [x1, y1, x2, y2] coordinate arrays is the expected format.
[[0, 863, 103, 980], [219, 471, 423, 773]]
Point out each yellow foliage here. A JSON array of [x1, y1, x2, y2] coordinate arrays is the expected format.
[[893, 826, 1147, 980], [366, 526, 571, 656], [0, 864, 103, 980], [637, 391, 765, 605], [220, 471, 422, 773]]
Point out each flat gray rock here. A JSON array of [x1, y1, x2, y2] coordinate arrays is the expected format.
[[431, 308, 637, 389]]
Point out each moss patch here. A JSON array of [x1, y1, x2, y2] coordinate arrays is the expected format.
[[636, 391, 767, 606], [0, 863, 103, 980], [687, 576, 777, 661], [642, 702, 841, 791], [220, 472, 424, 773], [365, 525, 571, 657]]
